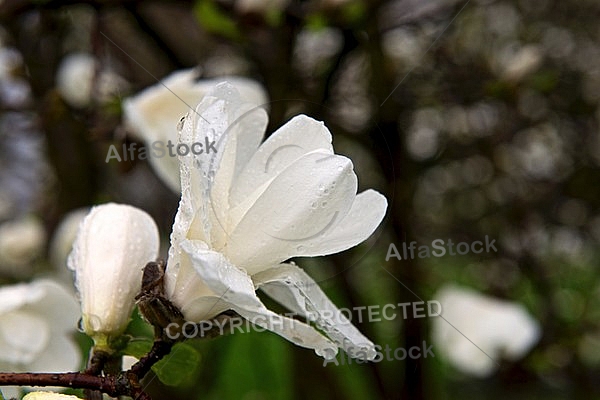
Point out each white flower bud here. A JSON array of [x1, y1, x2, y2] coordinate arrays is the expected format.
[[68, 203, 159, 347]]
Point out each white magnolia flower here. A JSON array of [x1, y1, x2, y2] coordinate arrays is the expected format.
[[122, 69, 267, 192], [165, 83, 387, 360], [432, 285, 541, 377], [0, 279, 81, 400], [0, 215, 46, 277], [56, 53, 96, 108], [68, 203, 159, 347], [22, 392, 81, 400]]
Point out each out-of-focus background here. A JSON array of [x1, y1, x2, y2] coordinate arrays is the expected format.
[[1, 0, 599, 399]]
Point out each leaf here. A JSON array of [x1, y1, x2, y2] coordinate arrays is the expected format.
[[122, 338, 153, 359], [207, 331, 292, 400], [194, 0, 240, 39], [152, 343, 201, 386]]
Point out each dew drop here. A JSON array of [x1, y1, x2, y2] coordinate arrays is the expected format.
[[296, 245, 305, 252], [77, 318, 85, 333]]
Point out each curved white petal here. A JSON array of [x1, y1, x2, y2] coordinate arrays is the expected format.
[[230, 115, 334, 208], [68, 203, 160, 339], [172, 83, 267, 250], [180, 239, 339, 359], [0, 282, 44, 315], [165, 240, 228, 320], [226, 151, 357, 274], [254, 263, 376, 360], [28, 279, 80, 334], [0, 311, 49, 365], [0, 279, 81, 376], [297, 189, 387, 257]]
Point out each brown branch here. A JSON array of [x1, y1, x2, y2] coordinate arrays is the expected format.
[[0, 372, 118, 396], [128, 339, 174, 379], [0, 369, 151, 399]]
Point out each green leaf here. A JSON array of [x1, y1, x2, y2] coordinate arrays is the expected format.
[[0, 389, 5, 400], [342, 1, 367, 24], [152, 343, 201, 386], [194, 0, 240, 39], [122, 338, 153, 359], [306, 14, 329, 31], [207, 331, 292, 400], [125, 307, 154, 339]]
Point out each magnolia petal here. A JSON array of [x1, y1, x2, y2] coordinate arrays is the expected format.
[[180, 239, 339, 359], [68, 203, 160, 338], [28, 280, 80, 334], [293, 189, 387, 258], [254, 263, 376, 360], [230, 115, 334, 208], [226, 150, 357, 274], [0, 282, 44, 316], [28, 334, 81, 373], [124, 69, 203, 192], [166, 242, 228, 320], [0, 311, 49, 365], [206, 99, 268, 250], [175, 84, 267, 249], [124, 70, 268, 192]]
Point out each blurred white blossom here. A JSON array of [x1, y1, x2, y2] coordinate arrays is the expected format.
[[432, 285, 541, 377], [235, 0, 289, 14], [68, 203, 159, 347], [165, 83, 387, 360], [495, 44, 544, 82], [0, 279, 80, 399], [56, 53, 95, 108], [56, 52, 126, 108], [0, 215, 46, 277], [123, 69, 267, 192]]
